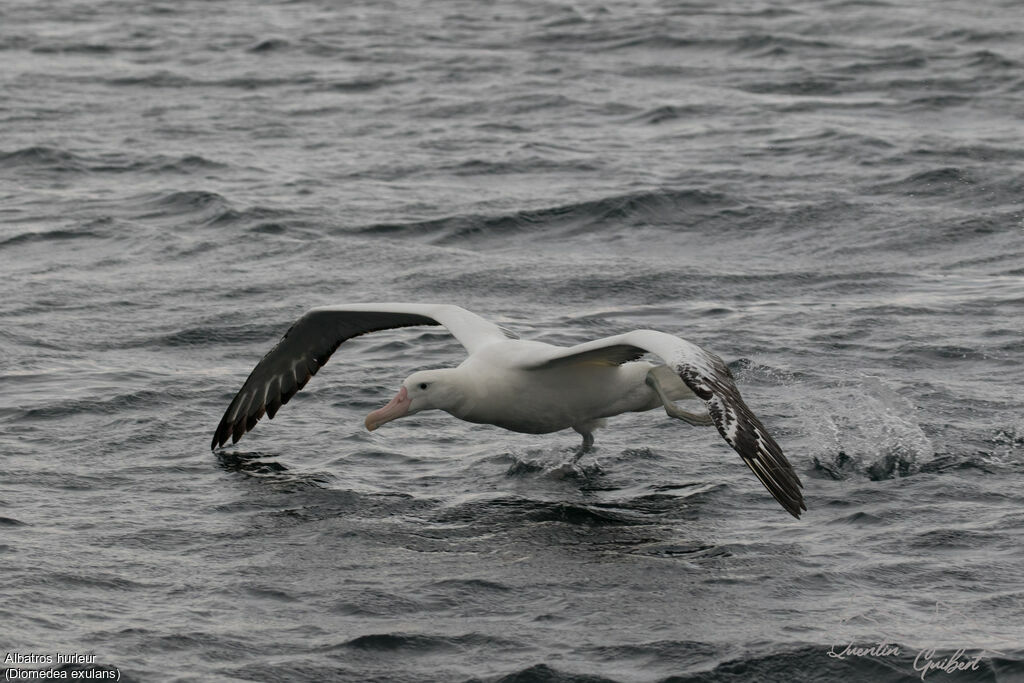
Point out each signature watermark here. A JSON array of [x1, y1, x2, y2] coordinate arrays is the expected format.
[[827, 641, 901, 660], [913, 648, 989, 680], [827, 641, 998, 680], [824, 599, 1008, 680]]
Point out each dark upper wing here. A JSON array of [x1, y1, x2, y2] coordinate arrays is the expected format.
[[210, 303, 509, 450]]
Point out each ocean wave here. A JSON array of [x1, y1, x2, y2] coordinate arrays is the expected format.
[[104, 70, 401, 94], [140, 189, 229, 211], [0, 146, 225, 176], [908, 144, 1024, 163], [426, 578, 511, 593], [872, 167, 975, 195], [328, 588, 429, 618], [105, 69, 382, 91], [105, 70, 196, 88], [13, 384, 192, 421], [966, 49, 1019, 69], [442, 156, 602, 176], [904, 94, 974, 108], [906, 527, 1004, 551], [30, 43, 116, 54], [0, 145, 87, 172], [730, 32, 837, 56], [935, 28, 1022, 43], [628, 104, 715, 125], [582, 639, 727, 673], [123, 191, 310, 236], [95, 153, 226, 174], [0, 227, 106, 249], [604, 34, 707, 51], [247, 37, 291, 53], [340, 631, 523, 653], [835, 51, 929, 74], [741, 79, 846, 96], [318, 77, 402, 93], [866, 168, 1024, 213], [355, 189, 738, 245], [121, 320, 290, 349], [433, 496, 644, 527], [485, 663, 621, 683], [628, 543, 730, 560]]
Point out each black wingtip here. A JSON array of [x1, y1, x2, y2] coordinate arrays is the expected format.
[[777, 492, 807, 519], [211, 422, 228, 451], [784, 492, 808, 519]]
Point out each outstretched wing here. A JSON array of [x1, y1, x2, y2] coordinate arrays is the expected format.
[[521, 330, 806, 518], [210, 303, 510, 450]]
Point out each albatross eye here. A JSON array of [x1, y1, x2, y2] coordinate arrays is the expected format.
[[418, 382, 428, 390]]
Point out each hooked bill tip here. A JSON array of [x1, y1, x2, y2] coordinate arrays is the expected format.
[[364, 386, 410, 433]]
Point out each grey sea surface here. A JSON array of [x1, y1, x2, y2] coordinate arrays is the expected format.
[[2, 0, 1024, 681]]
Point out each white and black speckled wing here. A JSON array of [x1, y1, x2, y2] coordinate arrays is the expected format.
[[210, 303, 509, 450], [668, 338, 806, 519], [524, 329, 806, 518]]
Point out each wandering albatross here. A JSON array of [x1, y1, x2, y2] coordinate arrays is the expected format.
[[211, 304, 805, 518]]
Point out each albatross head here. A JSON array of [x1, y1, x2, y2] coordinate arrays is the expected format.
[[364, 369, 464, 431]]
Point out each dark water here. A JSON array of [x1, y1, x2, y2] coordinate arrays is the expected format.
[[2, 0, 1024, 681]]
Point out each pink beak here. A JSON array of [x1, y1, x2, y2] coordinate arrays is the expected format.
[[365, 386, 411, 431]]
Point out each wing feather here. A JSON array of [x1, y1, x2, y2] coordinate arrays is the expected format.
[[210, 304, 509, 450], [656, 333, 806, 518], [521, 329, 806, 518]]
